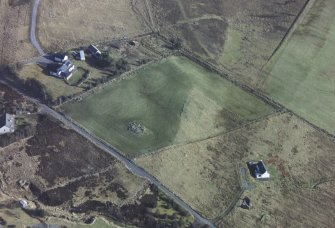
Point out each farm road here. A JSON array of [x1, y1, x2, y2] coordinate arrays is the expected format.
[[26, 1, 215, 225], [0, 76, 214, 227], [31, 0, 44, 56], [39, 104, 215, 227]]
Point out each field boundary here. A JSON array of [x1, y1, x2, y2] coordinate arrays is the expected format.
[[260, 0, 316, 71], [135, 110, 286, 160], [42, 165, 112, 193], [55, 59, 161, 108], [39, 108, 214, 227], [155, 34, 335, 142]]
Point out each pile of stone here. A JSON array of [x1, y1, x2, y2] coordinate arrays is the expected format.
[[127, 121, 145, 135]]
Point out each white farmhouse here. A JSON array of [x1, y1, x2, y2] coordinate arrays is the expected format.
[[247, 160, 270, 180], [0, 113, 15, 135]]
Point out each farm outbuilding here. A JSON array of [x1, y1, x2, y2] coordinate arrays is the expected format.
[[79, 50, 85, 61], [87, 44, 101, 58], [0, 113, 15, 135]]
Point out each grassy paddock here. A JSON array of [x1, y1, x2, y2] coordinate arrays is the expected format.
[[63, 56, 273, 157], [66, 67, 87, 86], [260, 0, 335, 134]]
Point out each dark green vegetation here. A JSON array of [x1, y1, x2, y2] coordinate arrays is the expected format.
[[25, 115, 115, 187], [8, 0, 31, 7], [70, 185, 194, 227], [0, 83, 37, 147], [0, 111, 194, 227], [0, 81, 36, 114], [25, 116, 193, 226], [63, 56, 274, 157], [260, 0, 335, 134]]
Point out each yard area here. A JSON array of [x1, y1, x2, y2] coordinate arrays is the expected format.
[[17, 64, 83, 101], [62, 56, 274, 158], [137, 112, 335, 224], [259, 0, 335, 134]]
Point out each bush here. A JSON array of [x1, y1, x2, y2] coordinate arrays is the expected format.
[[0, 124, 35, 147], [23, 208, 46, 218], [140, 194, 158, 208], [168, 37, 182, 50], [94, 53, 114, 68]]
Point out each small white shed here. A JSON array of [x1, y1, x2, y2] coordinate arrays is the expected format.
[[79, 50, 85, 61]]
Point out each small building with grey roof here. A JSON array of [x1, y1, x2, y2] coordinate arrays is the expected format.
[[0, 113, 15, 135]]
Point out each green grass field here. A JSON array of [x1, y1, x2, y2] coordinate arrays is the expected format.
[[260, 0, 335, 134], [67, 67, 87, 86], [63, 56, 273, 157]]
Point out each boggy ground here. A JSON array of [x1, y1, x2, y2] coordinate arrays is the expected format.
[[0, 111, 194, 226], [0, 82, 36, 114], [137, 112, 335, 225], [150, 0, 307, 86]]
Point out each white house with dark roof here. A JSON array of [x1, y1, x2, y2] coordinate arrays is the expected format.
[[247, 160, 270, 180], [0, 113, 15, 135], [49, 60, 75, 80]]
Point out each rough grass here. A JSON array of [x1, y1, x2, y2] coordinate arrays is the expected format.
[[151, 0, 307, 86], [260, 0, 335, 134], [215, 114, 335, 228], [63, 56, 274, 157], [0, 208, 115, 228], [138, 112, 335, 222], [38, 0, 149, 51], [18, 64, 82, 100]]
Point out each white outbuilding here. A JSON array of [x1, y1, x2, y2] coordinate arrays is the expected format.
[[0, 113, 15, 135]]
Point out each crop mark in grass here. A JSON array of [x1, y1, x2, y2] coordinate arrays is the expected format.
[[260, 0, 335, 135], [63, 56, 274, 158], [176, 14, 225, 25]]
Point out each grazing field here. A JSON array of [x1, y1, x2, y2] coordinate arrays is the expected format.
[[137, 112, 335, 224], [0, 0, 36, 65], [150, 0, 307, 86], [259, 0, 335, 134], [63, 56, 274, 157], [38, 0, 150, 52]]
